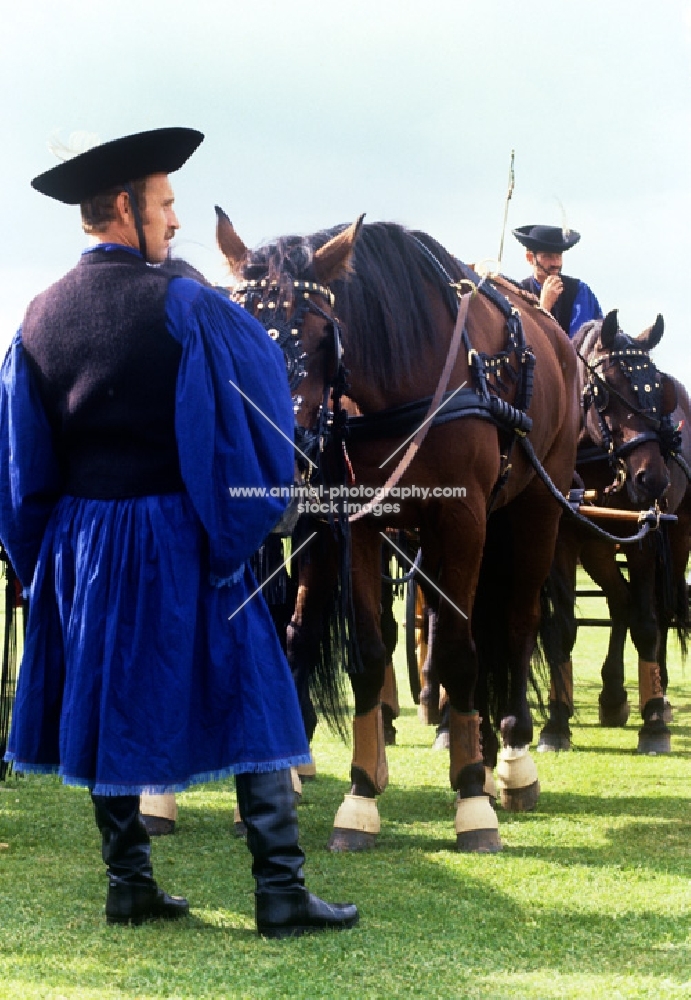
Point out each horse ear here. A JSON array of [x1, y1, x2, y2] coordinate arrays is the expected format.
[[215, 205, 248, 272], [636, 314, 664, 351], [600, 310, 619, 350], [661, 373, 678, 416], [312, 214, 365, 285]]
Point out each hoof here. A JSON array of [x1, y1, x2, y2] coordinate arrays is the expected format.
[[536, 729, 571, 753], [496, 746, 540, 812], [599, 698, 630, 727], [499, 781, 540, 812], [432, 728, 450, 751], [328, 828, 377, 852], [140, 815, 175, 837], [328, 793, 380, 852], [454, 795, 502, 853], [637, 727, 671, 755], [638, 703, 671, 754], [456, 828, 502, 853]]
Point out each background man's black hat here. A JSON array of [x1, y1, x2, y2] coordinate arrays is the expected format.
[[31, 127, 204, 204], [512, 224, 581, 253]]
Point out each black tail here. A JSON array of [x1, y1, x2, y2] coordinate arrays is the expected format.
[[291, 516, 352, 742], [0, 551, 20, 781], [248, 529, 350, 741], [249, 536, 296, 654]]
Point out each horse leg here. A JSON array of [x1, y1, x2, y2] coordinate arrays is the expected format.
[[656, 504, 691, 723], [432, 695, 451, 751], [418, 606, 443, 725], [418, 599, 452, 750], [627, 545, 671, 754], [428, 509, 501, 853], [475, 678, 498, 804], [491, 486, 567, 812], [579, 541, 631, 727], [536, 524, 579, 753], [329, 523, 389, 852], [658, 619, 673, 725], [379, 574, 399, 746]]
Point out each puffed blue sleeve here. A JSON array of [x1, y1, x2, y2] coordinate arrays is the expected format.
[[0, 331, 61, 587], [166, 277, 294, 583], [570, 282, 603, 338]]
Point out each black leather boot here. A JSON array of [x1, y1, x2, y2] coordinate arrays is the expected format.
[[235, 769, 359, 939], [91, 793, 189, 925]]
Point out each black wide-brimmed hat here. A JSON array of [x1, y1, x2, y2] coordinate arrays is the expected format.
[[512, 224, 581, 253], [31, 127, 204, 204]]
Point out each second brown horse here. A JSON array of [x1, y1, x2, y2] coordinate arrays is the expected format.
[[218, 215, 579, 853]]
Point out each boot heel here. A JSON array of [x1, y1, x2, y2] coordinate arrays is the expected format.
[[236, 770, 359, 937], [106, 883, 189, 925], [255, 888, 359, 938]]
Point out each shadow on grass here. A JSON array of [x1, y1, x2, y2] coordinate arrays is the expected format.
[[554, 741, 691, 757], [3, 773, 691, 998], [176, 773, 691, 878]]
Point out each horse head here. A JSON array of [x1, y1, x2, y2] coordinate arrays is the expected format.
[[578, 309, 678, 505], [216, 208, 363, 456]]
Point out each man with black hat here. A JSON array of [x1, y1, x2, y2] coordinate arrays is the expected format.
[[0, 128, 358, 938], [513, 224, 602, 338]]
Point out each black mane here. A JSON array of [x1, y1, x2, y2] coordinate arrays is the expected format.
[[319, 222, 465, 389], [243, 222, 466, 390]]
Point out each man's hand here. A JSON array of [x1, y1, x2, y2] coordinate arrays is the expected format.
[[540, 274, 563, 312]]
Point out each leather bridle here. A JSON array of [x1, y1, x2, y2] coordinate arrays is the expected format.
[[232, 276, 346, 478], [579, 340, 681, 494], [232, 277, 342, 392]]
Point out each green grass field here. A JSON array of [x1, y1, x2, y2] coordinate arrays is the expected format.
[[0, 580, 690, 1000]]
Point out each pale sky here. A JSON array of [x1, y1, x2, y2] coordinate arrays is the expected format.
[[1, 0, 690, 386]]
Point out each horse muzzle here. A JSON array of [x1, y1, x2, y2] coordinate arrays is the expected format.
[[625, 459, 670, 506]]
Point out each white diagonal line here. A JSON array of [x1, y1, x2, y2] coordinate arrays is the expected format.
[[228, 378, 316, 470], [380, 531, 468, 620], [228, 531, 318, 621], [379, 381, 468, 469]]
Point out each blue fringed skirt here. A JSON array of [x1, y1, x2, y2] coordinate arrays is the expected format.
[[5, 493, 310, 794]]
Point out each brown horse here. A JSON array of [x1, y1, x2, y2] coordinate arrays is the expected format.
[[537, 312, 691, 754], [217, 213, 580, 853]]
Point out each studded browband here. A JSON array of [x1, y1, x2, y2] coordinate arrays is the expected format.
[[232, 278, 336, 311]]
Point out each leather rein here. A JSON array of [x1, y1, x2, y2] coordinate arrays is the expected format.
[[230, 255, 683, 549]]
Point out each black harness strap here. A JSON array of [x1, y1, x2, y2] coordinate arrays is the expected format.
[[517, 434, 676, 545], [394, 237, 536, 507], [346, 388, 532, 443]]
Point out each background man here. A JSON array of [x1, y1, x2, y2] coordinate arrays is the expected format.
[[0, 127, 358, 938], [513, 224, 602, 338]]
